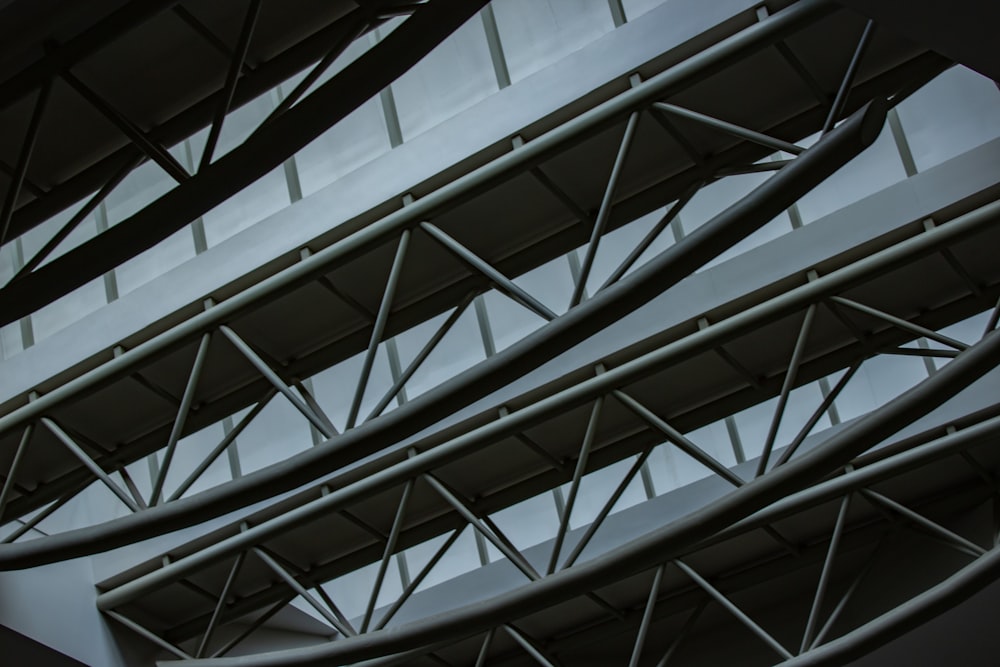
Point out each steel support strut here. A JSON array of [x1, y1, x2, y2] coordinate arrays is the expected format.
[[0, 77, 881, 568]]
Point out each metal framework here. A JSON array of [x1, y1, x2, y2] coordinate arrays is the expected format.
[[1, 1, 998, 665]]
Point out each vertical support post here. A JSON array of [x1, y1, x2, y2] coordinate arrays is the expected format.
[[361, 478, 415, 632]]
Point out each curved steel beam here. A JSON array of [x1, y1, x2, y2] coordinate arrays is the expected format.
[[0, 90, 882, 569], [90, 204, 1000, 602], [0, 0, 491, 325], [150, 329, 1000, 666]]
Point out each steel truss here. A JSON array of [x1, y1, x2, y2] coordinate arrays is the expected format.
[[0, 0, 949, 568], [1, 1, 997, 664], [91, 200, 1000, 662]]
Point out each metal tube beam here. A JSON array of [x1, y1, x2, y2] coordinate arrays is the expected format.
[[0, 0, 494, 325], [629, 564, 666, 667], [40, 418, 140, 513], [548, 397, 604, 574], [822, 19, 876, 134], [775, 361, 862, 469], [167, 389, 276, 502], [0, 82, 52, 244], [366, 292, 476, 421], [60, 71, 190, 183], [131, 330, 1000, 665], [105, 610, 191, 660], [210, 594, 296, 658], [674, 558, 793, 659], [198, 0, 263, 171], [347, 230, 412, 429], [0, 424, 33, 520], [570, 110, 641, 307], [11, 193, 987, 577], [653, 102, 805, 155], [362, 480, 414, 632], [829, 296, 968, 350], [800, 494, 851, 652], [654, 598, 708, 667], [373, 528, 464, 631], [251, 547, 355, 637], [757, 304, 818, 476], [859, 488, 986, 557], [197, 552, 247, 658], [0, 1, 853, 561], [220, 325, 336, 438], [504, 625, 558, 667], [150, 332, 212, 506], [420, 223, 556, 321]]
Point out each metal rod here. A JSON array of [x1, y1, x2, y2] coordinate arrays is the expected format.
[[424, 474, 539, 581], [715, 159, 794, 176], [104, 610, 192, 660], [61, 71, 190, 183], [562, 447, 655, 569], [374, 528, 464, 631], [362, 479, 414, 632], [117, 467, 148, 511], [599, 184, 700, 291], [674, 559, 793, 659], [10, 155, 144, 283], [860, 488, 985, 557], [258, 14, 368, 130], [571, 110, 641, 307], [347, 230, 412, 429], [197, 551, 247, 658], [801, 494, 851, 652], [1, 493, 72, 543], [251, 547, 355, 637], [822, 19, 876, 134], [167, 389, 277, 502], [982, 296, 1000, 340], [219, 325, 336, 438], [882, 346, 958, 359], [774, 41, 828, 109], [0, 81, 52, 244], [198, 0, 262, 171], [421, 223, 556, 321], [613, 390, 744, 487], [757, 303, 817, 476], [829, 296, 968, 351], [504, 624, 558, 667], [653, 102, 805, 155], [40, 418, 140, 513], [150, 332, 212, 506], [548, 397, 604, 574], [654, 598, 709, 667], [774, 361, 861, 468], [367, 292, 476, 421], [0, 424, 34, 520], [0, 5, 874, 566], [105, 353, 1000, 663], [210, 594, 296, 658], [474, 628, 496, 667], [647, 106, 705, 165], [808, 534, 887, 650], [629, 564, 666, 667], [294, 380, 338, 437]]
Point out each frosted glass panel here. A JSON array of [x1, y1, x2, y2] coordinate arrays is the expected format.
[[115, 225, 195, 296], [391, 15, 498, 140], [493, 0, 615, 83], [896, 66, 1000, 172], [201, 165, 288, 247], [296, 98, 391, 198], [623, 0, 669, 21], [31, 277, 106, 344]]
